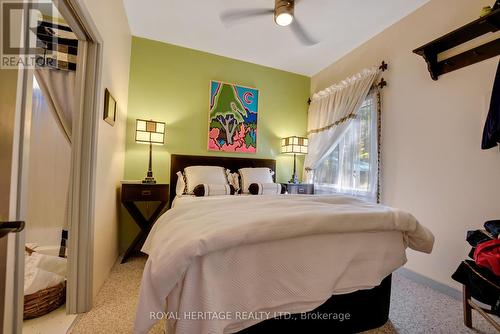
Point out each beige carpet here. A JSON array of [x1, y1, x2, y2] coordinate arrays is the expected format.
[[70, 255, 497, 334], [70, 256, 164, 334]]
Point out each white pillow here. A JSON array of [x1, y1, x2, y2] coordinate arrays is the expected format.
[[184, 166, 228, 194], [175, 171, 186, 196], [239, 167, 274, 194]]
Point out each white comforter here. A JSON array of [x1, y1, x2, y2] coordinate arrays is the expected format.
[[134, 195, 434, 334]]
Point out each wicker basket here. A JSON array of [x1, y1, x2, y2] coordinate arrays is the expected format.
[[23, 279, 66, 319]]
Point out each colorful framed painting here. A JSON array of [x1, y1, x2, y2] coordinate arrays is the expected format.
[[208, 80, 259, 153]]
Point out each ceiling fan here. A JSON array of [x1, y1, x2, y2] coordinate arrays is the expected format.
[[219, 0, 318, 46]]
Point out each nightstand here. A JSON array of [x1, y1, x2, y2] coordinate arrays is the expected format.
[[285, 183, 314, 195], [121, 183, 169, 263]]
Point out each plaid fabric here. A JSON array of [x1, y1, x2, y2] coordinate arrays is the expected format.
[[35, 21, 78, 71]]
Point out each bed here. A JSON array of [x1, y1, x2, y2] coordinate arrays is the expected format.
[[134, 154, 434, 334]]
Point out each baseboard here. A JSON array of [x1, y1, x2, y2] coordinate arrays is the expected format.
[[66, 314, 82, 334], [396, 267, 462, 301]]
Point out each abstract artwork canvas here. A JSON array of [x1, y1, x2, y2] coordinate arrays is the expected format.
[[208, 80, 259, 153]]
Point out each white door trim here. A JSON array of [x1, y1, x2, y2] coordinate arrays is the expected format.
[[8, 6, 36, 332], [55, 0, 103, 314], [4, 0, 103, 330], [12, 52, 34, 334]]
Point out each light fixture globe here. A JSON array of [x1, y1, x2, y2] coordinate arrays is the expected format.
[[274, 0, 294, 27], [275, 12, 293, 26]]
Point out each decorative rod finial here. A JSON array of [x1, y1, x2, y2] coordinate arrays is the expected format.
[[379, 61, 388, 72], [377, 78, 387, 89]]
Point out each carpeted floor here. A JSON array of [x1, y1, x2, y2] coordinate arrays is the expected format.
[[70, 255, 497, 334]]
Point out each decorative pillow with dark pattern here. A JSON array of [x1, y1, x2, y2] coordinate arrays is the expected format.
[[193, 184, 236, 197], [225, 170, 241, 194], [248, 183, 286, 195]]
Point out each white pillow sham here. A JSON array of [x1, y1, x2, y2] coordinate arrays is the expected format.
[[239, 167, 274, 194], [184, 166, 228, 194]]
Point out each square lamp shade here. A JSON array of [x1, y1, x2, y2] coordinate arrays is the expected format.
[[281, 136, 308, 184], [281, 136, 308, 154], [135, 119, 165, 144], [135, 119, 165, 184]]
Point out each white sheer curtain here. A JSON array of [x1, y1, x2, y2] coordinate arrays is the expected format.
[[34, 68, 75, 143], [313, 91, 379, 202], [304, 67, 379, 183], [26, 78, 72, 245], [31, 68, 75, 234]]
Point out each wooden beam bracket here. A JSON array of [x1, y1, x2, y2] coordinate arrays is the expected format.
[[413, 8, 500, 80]]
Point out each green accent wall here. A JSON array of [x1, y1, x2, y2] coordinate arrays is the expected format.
[[121, 36, 310, 250]]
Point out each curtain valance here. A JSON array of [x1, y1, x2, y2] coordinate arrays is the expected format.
[[304, 67, 380, 182], [307, 67, 380, 134]]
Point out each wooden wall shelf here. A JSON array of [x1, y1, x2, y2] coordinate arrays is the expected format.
[[413, 8, 500, 80]]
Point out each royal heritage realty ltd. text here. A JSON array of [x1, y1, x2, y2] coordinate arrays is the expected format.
[[149, 311, 351, 322]]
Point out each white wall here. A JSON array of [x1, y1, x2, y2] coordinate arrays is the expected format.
[[312, 0, 500, 289], [80, 0, 132, 297]]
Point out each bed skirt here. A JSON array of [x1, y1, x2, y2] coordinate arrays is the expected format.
[[237, 274, 392, 334]]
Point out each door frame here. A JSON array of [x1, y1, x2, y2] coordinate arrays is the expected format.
[[4, 0, 103, 331], [56, 0, 103, 314]]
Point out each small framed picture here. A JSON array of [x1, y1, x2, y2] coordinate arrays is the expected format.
[[103, 88, 117, 126]]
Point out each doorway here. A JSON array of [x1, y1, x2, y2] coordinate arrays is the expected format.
[[23, 31, 76, 330], [0, 0, 103, 333]]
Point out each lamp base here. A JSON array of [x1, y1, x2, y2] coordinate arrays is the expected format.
[[289, 174, 299, 184], [142, 176, 156, 184], [289, 153, 299, 184]]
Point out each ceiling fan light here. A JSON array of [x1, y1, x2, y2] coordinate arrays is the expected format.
[[275, 12, 293, 26], [274, 0, 294, 27]]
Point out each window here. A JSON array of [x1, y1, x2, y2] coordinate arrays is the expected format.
[[313, 91, 380, 202]]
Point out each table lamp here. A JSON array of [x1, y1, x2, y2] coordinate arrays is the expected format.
[[135, 119, 165, 184], [281, 136, 308, 184]]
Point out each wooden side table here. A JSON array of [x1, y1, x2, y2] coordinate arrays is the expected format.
[[121, 183, 169, 263], [286, 183, 314, 195]]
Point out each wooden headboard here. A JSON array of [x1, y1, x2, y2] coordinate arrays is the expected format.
[[170, 154, 276, 205]]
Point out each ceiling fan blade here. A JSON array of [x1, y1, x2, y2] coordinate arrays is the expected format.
[[290, 18, 318, 46], [220, 9, 274, 25]]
